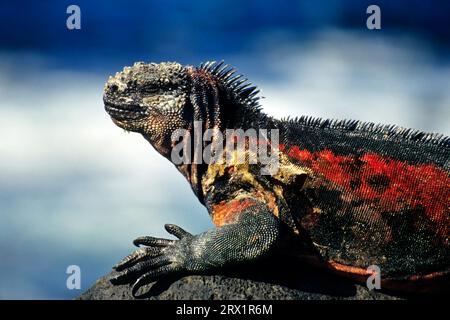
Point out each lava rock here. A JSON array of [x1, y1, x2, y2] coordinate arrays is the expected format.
[[78, 257, 402, 300]]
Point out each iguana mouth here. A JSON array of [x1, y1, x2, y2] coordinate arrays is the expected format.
[[104, 100, 148, 121]]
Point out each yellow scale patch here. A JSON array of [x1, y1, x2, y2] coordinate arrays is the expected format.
[[201, 148, 312, 227]]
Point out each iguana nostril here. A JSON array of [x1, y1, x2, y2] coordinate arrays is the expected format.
[[110, 84, 118, 93]]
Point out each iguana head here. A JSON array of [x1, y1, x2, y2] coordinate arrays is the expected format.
[[104, 61, 266, 199], [104, 61, 263, 158], [104, 62, 192, 157]]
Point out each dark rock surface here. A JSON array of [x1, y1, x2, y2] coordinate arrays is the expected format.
[[78, 257, 403, 300]]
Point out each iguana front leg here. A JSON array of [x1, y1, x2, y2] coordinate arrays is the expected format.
[[110, 199, 281, 297]]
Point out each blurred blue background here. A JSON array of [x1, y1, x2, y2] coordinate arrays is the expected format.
[[0, 0, 449, 299]]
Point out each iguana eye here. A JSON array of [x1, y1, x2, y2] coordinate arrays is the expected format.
[[164, 83, 179, 91], [143, 86, 159, 94], [144, 83, 178, 94]]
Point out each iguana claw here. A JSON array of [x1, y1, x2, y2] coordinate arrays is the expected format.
[[109, 224, 193, 298]]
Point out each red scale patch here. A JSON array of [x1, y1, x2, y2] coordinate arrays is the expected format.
[[281, 145, 450, 242]]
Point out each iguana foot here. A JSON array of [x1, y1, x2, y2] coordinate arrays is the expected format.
[[110, 224, 194, 298], [110, 213, 281, 298]]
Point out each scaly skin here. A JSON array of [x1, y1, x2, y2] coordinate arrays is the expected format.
[[103, 61, 449, 297]]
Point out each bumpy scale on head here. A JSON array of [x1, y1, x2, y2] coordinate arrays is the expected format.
[[104, 62, 191, 157], [104, 60, 266, 159]]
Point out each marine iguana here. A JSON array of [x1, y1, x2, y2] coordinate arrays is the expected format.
[[103, 61, 449, 297]]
